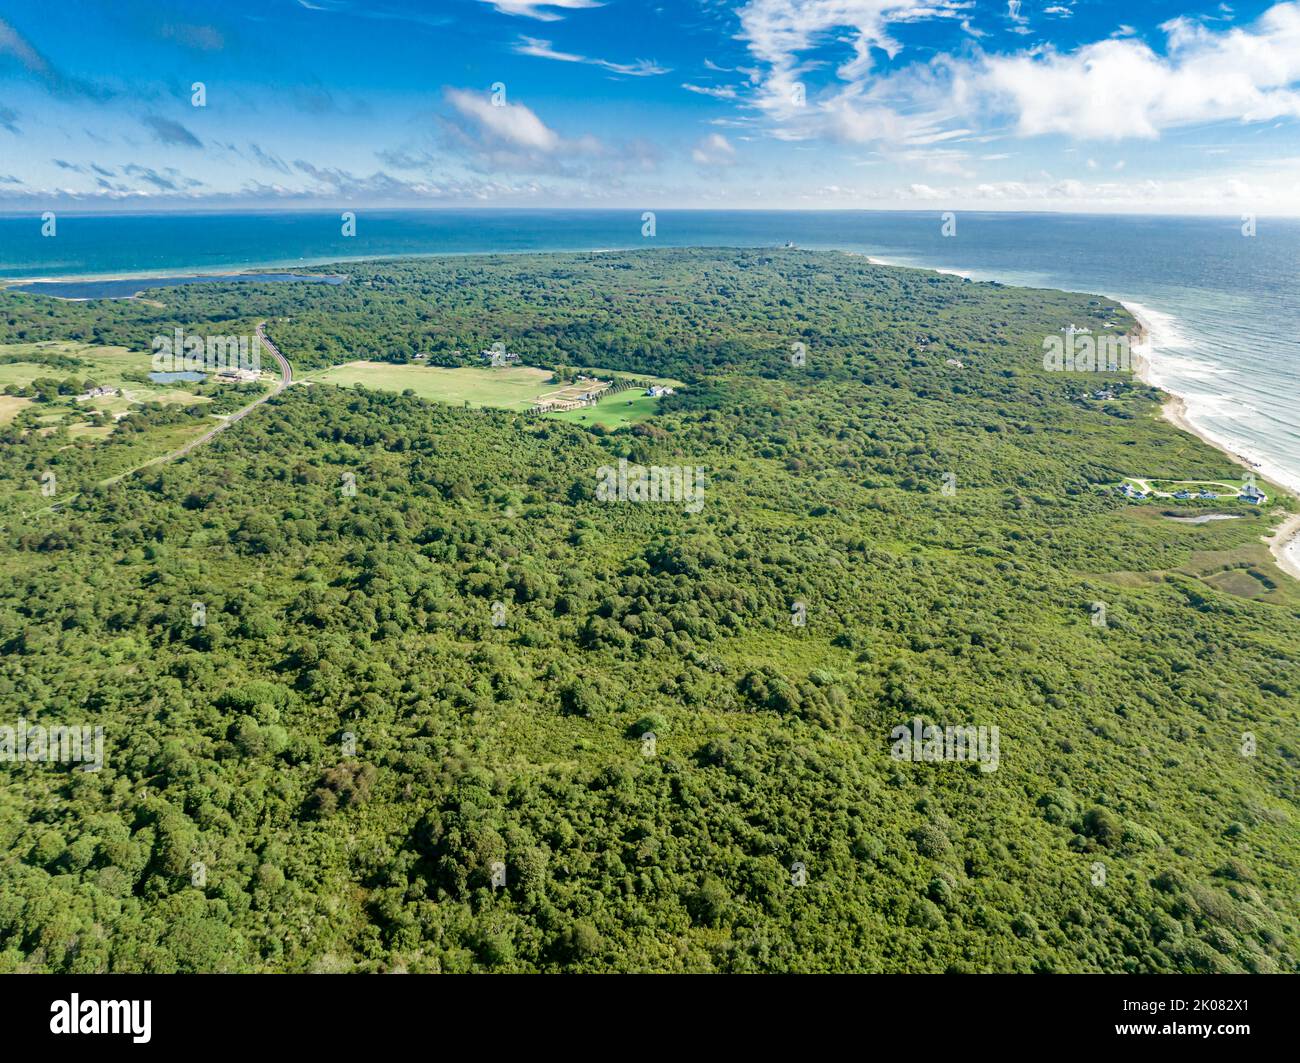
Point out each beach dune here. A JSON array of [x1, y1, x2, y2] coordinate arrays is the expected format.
[[1125, 300, 1300, 585]]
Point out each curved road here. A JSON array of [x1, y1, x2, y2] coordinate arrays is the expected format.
[[103, 322, 292, 485]]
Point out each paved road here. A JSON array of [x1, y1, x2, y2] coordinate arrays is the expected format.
[[102, 322, 291, 484]]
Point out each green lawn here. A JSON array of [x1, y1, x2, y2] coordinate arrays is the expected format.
[[572, 366, 686, 388], [548, 389, 664, 429], [309, 361, 555, 410], [309, 360, 680, 427], [0, 341, 214, 412], [0, 361, 58, 387]]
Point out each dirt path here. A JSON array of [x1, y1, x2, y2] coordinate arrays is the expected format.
[[101, 322, 291, 485], [24, 324, 292, 519]]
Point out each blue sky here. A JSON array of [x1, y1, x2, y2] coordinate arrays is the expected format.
[[1, 0, 1298, 212]]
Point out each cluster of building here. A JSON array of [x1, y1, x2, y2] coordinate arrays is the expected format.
[[216, 366, 261, 383], [1117, 482, 1266, 504], [481, 347, 521, 366]]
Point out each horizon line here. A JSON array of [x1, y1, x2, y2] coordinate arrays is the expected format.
[[0, 205, 1295, 221]]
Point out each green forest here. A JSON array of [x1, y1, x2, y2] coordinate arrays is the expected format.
[[0, 248, 1297, 972]]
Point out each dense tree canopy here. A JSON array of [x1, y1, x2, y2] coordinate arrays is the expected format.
[[0, 249, 1296, 972]]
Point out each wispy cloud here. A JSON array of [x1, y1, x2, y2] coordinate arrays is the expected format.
[[683, 82, 738, 99], [157, 21, 225, 51], [250, 143, 292, 175], [142, 115, 203, 148], [294, 0, 452, 31], [477, 0, 604, 21], [0, 16, 112, 99], [123, 163, 203, 191], [513, 36, 667, 76], [691, 132, 737, 167]]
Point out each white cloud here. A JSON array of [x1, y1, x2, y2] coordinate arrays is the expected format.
[[1005, 0, 1030, 35], [513, 36, 668, 76], [445, 88, 561, 152], [692, 132, 737, 166], [732, 0, 1300, 148], [477, 0, 603, 21], [984, 3, 1300, 138], [683, 82, 739, 99]]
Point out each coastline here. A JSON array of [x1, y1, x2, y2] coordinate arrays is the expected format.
[[4, 241, 1297, 582], [0, 268, 348, 288], [1124, 299, 1300, 584], [0, 247, 637, 287], [867, 254, 973, 280]]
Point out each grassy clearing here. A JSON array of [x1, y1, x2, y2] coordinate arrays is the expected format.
[[310, 360, 680, 428], [0, 395, 32, 423], [573, 366, 686, 388], [309, 361, 554, 410], [66, 423, 115, 441], [0, 341, 215, 413], [548, 390, 663, 429]]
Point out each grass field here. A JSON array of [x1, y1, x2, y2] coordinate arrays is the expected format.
[[0, 341, 215, 414], [0, 395, 32, 424], [548, 389, 663, 429], [574, 366, 686, 389], [309, 361, 681, 428], [309, 362, 554, 410], [66, 423, 115, 440], [0, 362, 58, 387]]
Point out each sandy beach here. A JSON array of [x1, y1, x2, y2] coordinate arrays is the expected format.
[[0, 266, 350, 287], [1125, 299, 1300, 585]]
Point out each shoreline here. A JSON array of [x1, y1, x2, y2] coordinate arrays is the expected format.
[[0, 267, 348, 287], [4, 245, 1297, 582], [0, 247, 645, 287], [1124, 299, 1300, 585]]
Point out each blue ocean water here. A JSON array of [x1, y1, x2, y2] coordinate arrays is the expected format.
[[1, 209, 1296, 495]]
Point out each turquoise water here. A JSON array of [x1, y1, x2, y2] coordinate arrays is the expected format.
[[1, 209, 1296, 493]]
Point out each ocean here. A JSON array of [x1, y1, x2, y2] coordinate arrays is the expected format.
[[1, 209, 1297, 501]]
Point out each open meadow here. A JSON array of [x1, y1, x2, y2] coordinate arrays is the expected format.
[[308, 360, 680, 426]]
